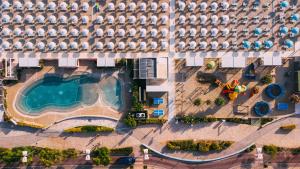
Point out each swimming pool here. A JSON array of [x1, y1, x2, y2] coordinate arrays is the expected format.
[[16, 74, 123, 115]]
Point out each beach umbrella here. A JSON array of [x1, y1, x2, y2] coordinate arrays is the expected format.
[[140, 28, 146, 37], [211, 41, 219, 50], [70, 16, 78, 24], [179, 28, 186, 37], [118, 42, 125, 49], [2, 14, 10, 23], [48, 29, 57, 37], [24, 41, 35, 50], [2, 28, 11, 36], [107, 15, 114, 24], [48, 42, 56, 50], [107, 42, 115, 50], [82, 16, 89, 24], [179, 15, 186, 24], [25, 15, 34, 24], [25, 1, 33, 10], [140, 2, 146, 11], [161, 41, 168, 49], [290, 14, 300, 22], [280, 1, 289, 8], [59, 29, 67, 37], [107, 29, 114, 37], [96, 29, 104, 37], [200, 41, 207, 49], [37, 42, 45, 50], [95, 42, 104, 50], [59, 2, 67, 11], [221, 2, 229, 10], [2, 41, 10, 50], [118, 16, 125, 24], [14, 41, 23, 50], [200, 2, 207, 11], [48, 2, 56, 11], [48, 15, 57, 24], [221, 15, 229, 24], [14, 1, 23, 10], [140, 42, 147, 50], [59, 15, 67, 24], [129, 16, 136, 24], [14, 15, 22, 23], [200, 15, 207, 24], [37, 28, 45, 37], [161, 28, 168, 37], [36, 15, 45, 24], [95, 16, 104, 24], [280, 26, 289, 34], [118, 3, 125, 11], [151, 29, 158, 37], [70, 29, 79, 37], [71, 2, 78, 11], [14, 28, 22, 36], [82, 42, 89, 50], [178, 1, 185, 11], [264, 40, 273, 49], [108, 3, 115, 11], [161, 2, 168, 12], [253, 41, 262, 50], [151, 16, 158, 24], [190, 15, 196, 24], [129, 28, 137, 37], [222, 28, 229, 36], [179, 41, 185, 49], [151, 2, 158, 11], [190, 28, 196, 37], [211, 2, 218, 11], [211, 28, 218, 37], [201, 28, 208, 36], [222, 41, 229, 49], [82, 2, 90, 12], [2, 1, 10, 10], [37, 2, 45, 10], [254, 27, 262, 36], [284, 39, 294, 48], [188, 2, 196, 12], [70, 42, 78, 50], [118, 29, 125, 37], [59, 42, 67, 50], [25, 28, 34, 37], [242, 40, 251, 49], [291, 27, 299, 35], [129, 42, 136, 49], [162, 15, 168, 24], [151, 42, 158, 49], [189, 41, 197, 49], [211, 15, 218, 24], [140, 15, 147, 25], [129, 2, 136, 11]]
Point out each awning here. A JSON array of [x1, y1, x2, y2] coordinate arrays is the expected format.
[[19, 57, 39, 67], [58, 57, 78, 67], [97, 57, 115, 67]]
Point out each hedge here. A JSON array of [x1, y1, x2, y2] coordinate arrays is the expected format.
[[64, 126, 114, 133], [16, 122, 44, 129], [137, 118, 167, 125], [263, 145, 281, 157], [280, 124, 296, 130], [110, 147, 133, 156], [166, 140, 233, 153], [91, 147, 111, 166]]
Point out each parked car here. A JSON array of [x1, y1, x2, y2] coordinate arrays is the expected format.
[[115, 157, 136, 165]]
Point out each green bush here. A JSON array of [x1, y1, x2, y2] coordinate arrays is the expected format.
[[124, 116, 137, 128], [260, 118, 274, 125], [110, 147, 133, 156], [210, 142, 222, 151], [260, 75, 273, 84], [193, 98, 202, 106], [62, 148, 78, 159], [280, 124, 296, 130], [64, 126, 114, 133], [138, 118, 167, 125], [198, 141, 211, 152], [263, 145, 278, 157], [245, 145, 256, 153], [91, 147, 111, 166], [215, 97, 226, 106], [38, 148, 62, 167], [291, 147, 300, 155]]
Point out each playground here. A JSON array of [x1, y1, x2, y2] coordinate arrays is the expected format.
[[174, 58, 295, 118]]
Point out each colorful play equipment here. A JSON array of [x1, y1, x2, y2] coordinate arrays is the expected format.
[[265, 83, 285, 99], [254, 101, 271, 116], [222, 80, 248, 100]]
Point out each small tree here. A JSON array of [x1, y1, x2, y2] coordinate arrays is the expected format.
[[124, 116, 137, 128], [193, 98, 202, 106], [260, 75, 273, 84], [215, 97, 226, 106]]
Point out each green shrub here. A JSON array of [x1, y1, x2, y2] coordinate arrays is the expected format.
[[210, 142, 222, 151], [263, 145, 278, 157], [198, 141, 211, 152], [138, 118, 167, 125], [245, 145, 256, 153], [110, 147, 133, 156], [280, 124, 296, 130], [260, 118, 274, 125], [38, 148, 62, 167], [193, 98, 202, 106], [291, 147, 300, 155], [64, 126, 114, 133], [206, 100, 212, 105], [91, 147, 111, 166], [215, 97, 226, 106], [93, 157, 101, 165], [124, 116, 137, 128], [62, 148, 78, 159], [260, 75, 273, 84]]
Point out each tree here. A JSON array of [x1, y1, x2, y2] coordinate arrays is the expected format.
[[215, 97, 226, 106], [260, 75, 273, 84], [124, 116, 137, 128], [91, 147, 111, 166], [193, 98, 202, 106], [62, 148, 78, 159]]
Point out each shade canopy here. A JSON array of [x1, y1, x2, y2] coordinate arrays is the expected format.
[[291, 27, 300, 34], [280, 1, 289, 8], [242, 40, 251, 49], [264, 40, 273, 49], [253, 41, 262, 50], [200, 2, 207, 11], [254, 27, 262, 35], [291, 14, 300, 22], [284, 39, 294, 48], [280, 26, 289, 34]]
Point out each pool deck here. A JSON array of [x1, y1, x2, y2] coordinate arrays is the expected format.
[[5, 61, 129, 127]]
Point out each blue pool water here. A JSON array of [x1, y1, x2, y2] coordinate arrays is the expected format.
[[17, 74, 122, 114]]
